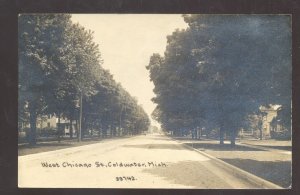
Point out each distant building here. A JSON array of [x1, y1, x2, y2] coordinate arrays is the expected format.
[[259, 104, 282, 139], [57, 115, 77, 136], [19, 114, 77, 136], [37, 114, 57, 129], [239, 104, 282, 140]]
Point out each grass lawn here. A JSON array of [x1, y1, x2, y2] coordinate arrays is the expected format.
[[180, 139, 292, 188], [18, 136, 130, 156]]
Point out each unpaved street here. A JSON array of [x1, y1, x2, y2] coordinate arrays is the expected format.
[[19, 134, 265, 188]]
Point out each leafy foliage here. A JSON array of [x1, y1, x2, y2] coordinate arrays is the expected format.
[[147, 15, 291, 144], [18, 14, 150, 144]]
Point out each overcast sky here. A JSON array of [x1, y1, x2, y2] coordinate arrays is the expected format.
[[71, 14, 188, 124]]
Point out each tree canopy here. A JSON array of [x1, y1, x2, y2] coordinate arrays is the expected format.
[[18, 14, 150, 145], [147, 15, 291, 145]]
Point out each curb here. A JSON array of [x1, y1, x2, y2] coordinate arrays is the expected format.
[[171, 138, 283, 189]]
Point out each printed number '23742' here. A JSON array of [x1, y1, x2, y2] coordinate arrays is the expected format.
[[116, 176, 137, 181]]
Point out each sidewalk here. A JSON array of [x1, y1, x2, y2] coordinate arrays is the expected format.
[[173, 137, 292, 188]]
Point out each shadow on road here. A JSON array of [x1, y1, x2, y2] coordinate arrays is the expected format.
[[123, 144, 187, 150], [169, 137, 196, 141], [146, 136, 172, 141], [220, 158, 291, 188], [186, 142, 266, 151]]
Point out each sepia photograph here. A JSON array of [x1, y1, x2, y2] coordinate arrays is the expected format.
[[18, 14, 292, 189]]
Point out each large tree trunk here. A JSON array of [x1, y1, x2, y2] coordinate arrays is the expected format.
[[69, 115, 73, 139], [102, 124, 107, 138], [90, 124, 93, 137], [230, 127, 237, 146], [191, 129, 194, 139], [111, 125, 114, 137], [260, 127, 263, 140], [109, 124, 113, 137], [220, 126, 225, 145], [29, 105, 37, 146], [98, 124, 101, 138], [259, 116, 263, 140], [75, 119, 79, 139], [57, 113, 61, 143], [198, 128, 202, 140], [81, 117, 85, 140]]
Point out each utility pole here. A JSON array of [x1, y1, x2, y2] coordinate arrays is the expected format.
[[78, 90, 82, 142]]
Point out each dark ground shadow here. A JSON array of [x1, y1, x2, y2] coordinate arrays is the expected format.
[[18, 138, 104, 156], [123, 144, 186, 150], [18, 143, 74, 156], [18, 142, 71, 149], [170, 137, 196, 141], [186, 142, 266, 151], [251, 145, 292, 151], [221, 158, 291, 188]]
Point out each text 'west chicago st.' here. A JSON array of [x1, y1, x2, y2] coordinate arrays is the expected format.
[[41, 161, 168, 168]]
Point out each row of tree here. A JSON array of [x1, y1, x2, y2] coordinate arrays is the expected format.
[[18, 14, 150, 145], [147, 15, 291, 145]]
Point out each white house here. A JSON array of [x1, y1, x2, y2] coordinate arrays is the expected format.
[[259, 104, 282, 138], [20, 114, 77, 136]]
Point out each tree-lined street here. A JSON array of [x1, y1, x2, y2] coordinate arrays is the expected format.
[[18, 14, 292, 189]]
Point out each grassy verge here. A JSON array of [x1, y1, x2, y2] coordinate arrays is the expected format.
[[176, 138, 291, 188], [18, 136, 131, 156]]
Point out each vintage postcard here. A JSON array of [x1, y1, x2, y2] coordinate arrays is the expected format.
[[18, 14, 292, 189]]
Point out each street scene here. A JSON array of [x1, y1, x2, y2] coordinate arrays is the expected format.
[[18, 133, 289, 188], [18, 14, 292, 189]]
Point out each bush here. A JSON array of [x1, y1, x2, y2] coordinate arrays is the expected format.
[[207, 129, 219, 139], [271, 130, 291, 140], [253, 130, 261, 139], [19, 127, 30, 135], [17, 127, 30, 143], [39, 127, 57, 137]]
